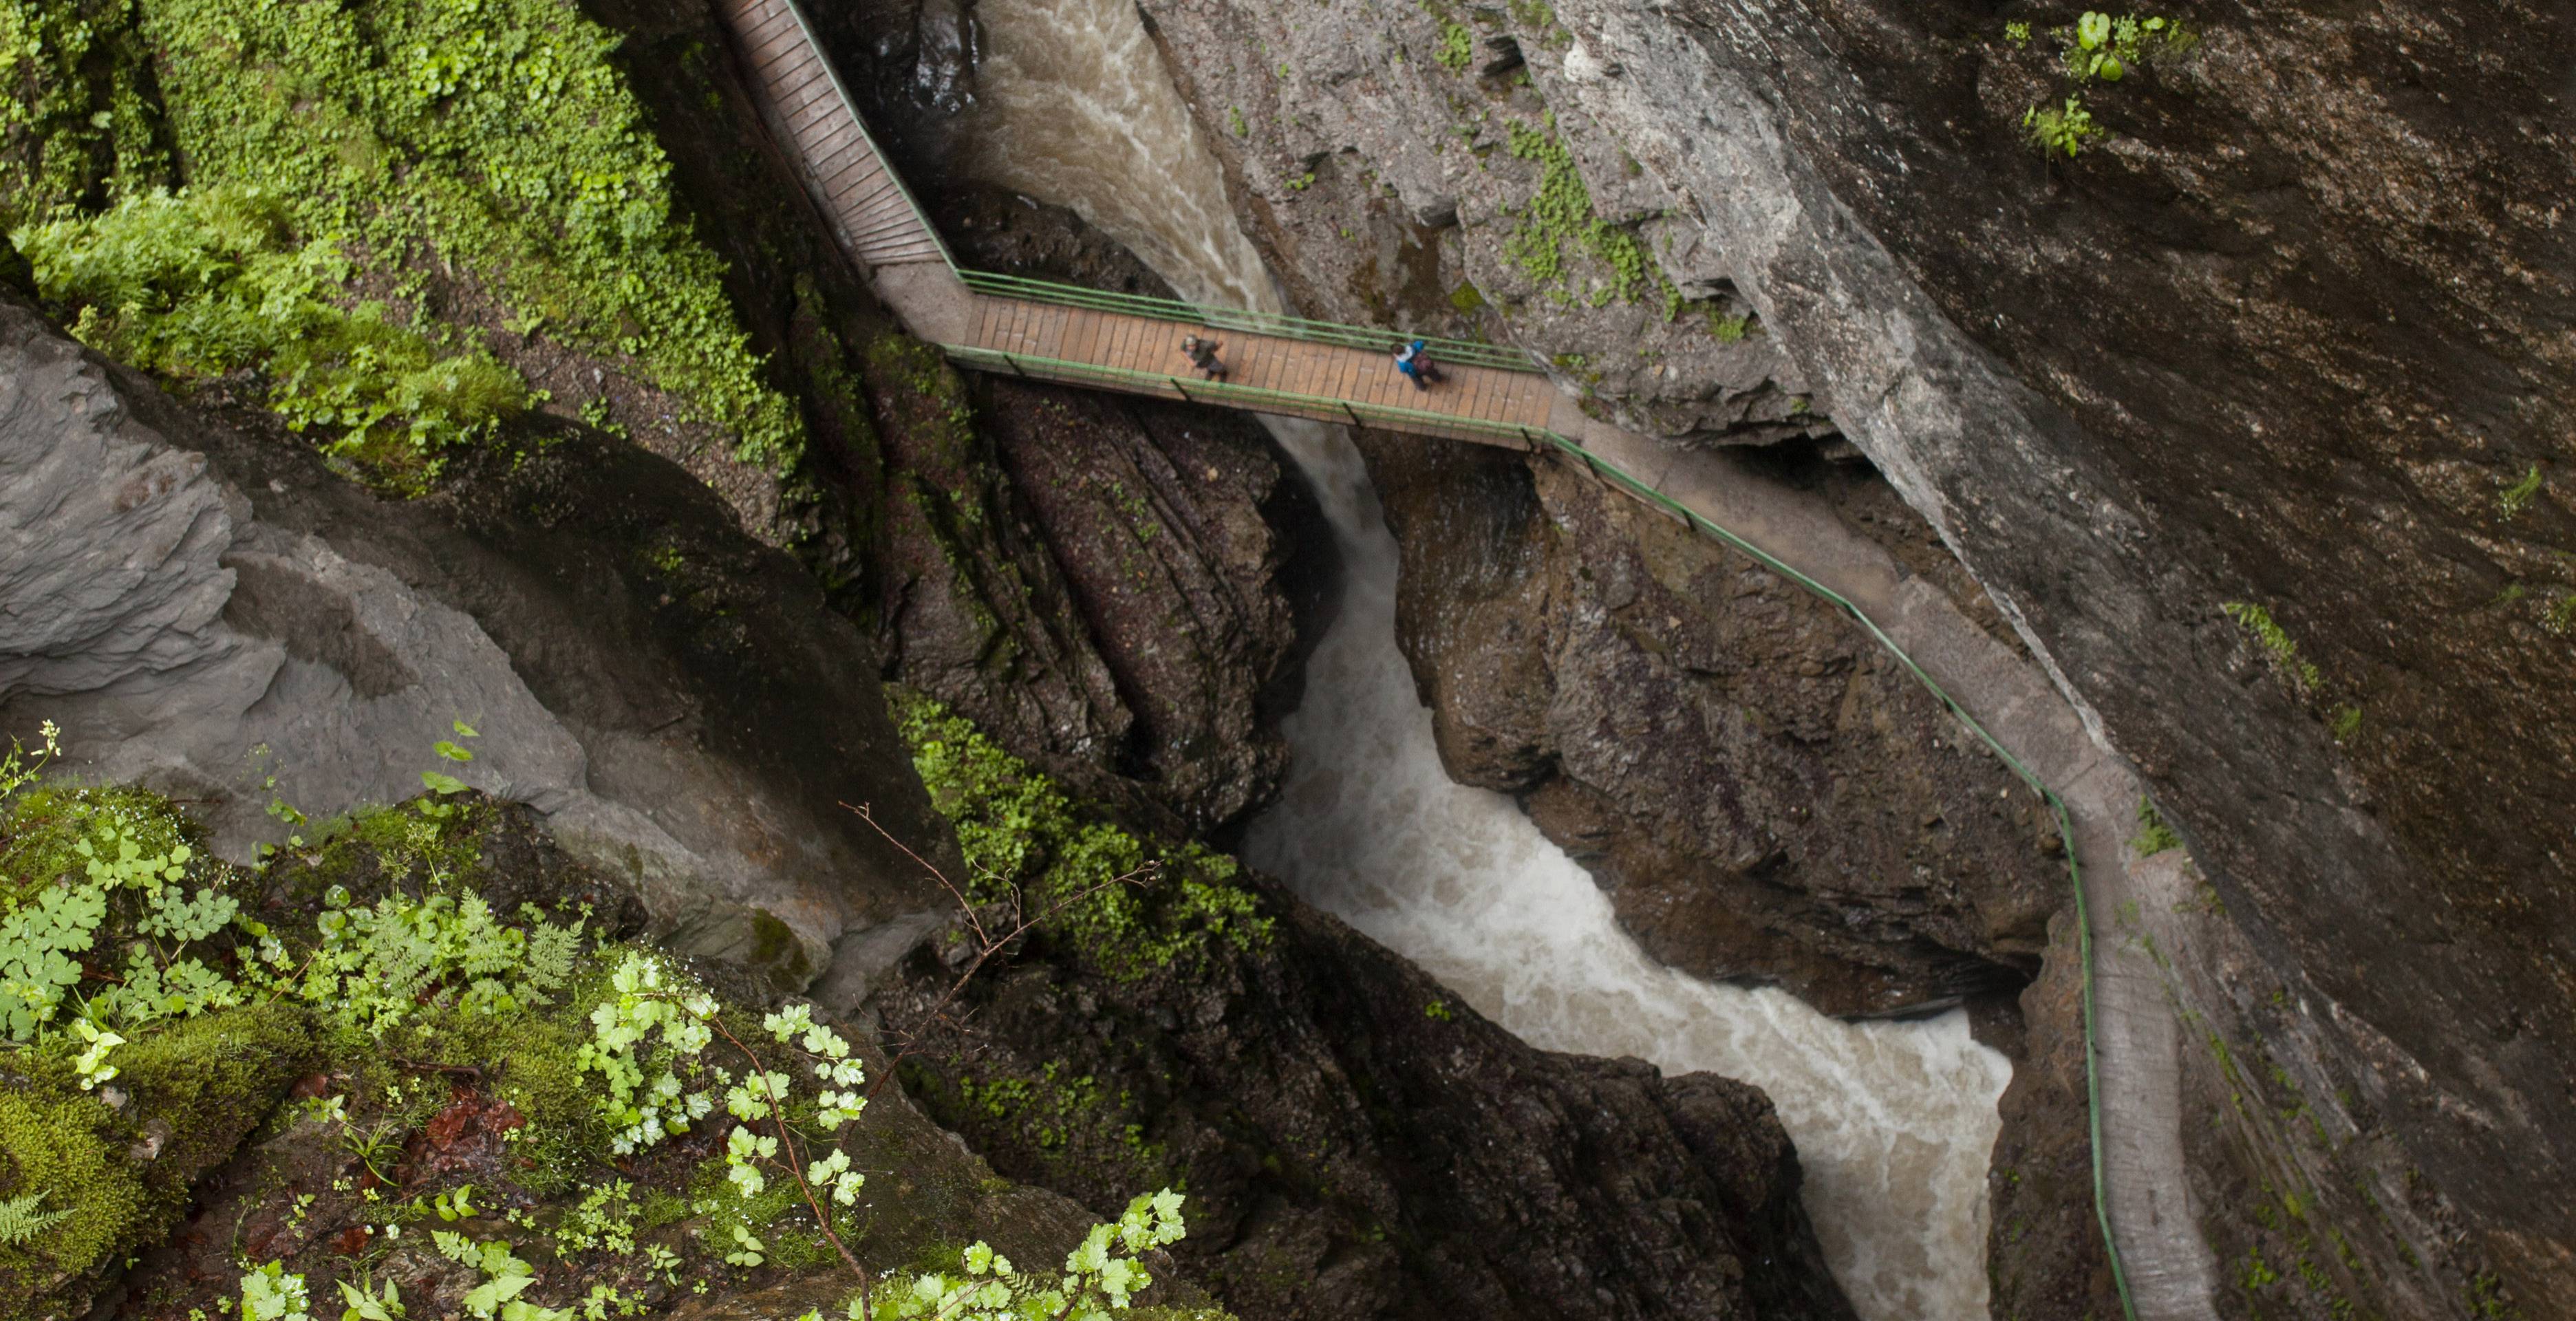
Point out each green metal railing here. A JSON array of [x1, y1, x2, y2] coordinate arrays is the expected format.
[[774, 0, 959, 270], [943, 345, 1555, 438], [942, 335, 2138, 1320], [955, 270, 1541, 374], [762, 1, 2130, 1300]]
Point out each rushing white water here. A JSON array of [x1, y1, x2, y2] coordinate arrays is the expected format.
[[958, 1, 2010, 1315]]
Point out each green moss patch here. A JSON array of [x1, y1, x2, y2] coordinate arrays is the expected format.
[[7, 0, 804, 484], [888, 685, 1271, 980], [0, 1003, 312, 1314]]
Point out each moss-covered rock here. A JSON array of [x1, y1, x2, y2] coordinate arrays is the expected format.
[[0, 1004, 314, 1319]]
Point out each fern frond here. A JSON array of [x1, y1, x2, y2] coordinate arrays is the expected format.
[[0, 1191, 69, 1245]]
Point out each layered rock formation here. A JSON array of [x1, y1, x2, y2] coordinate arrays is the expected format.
[[0, 288, 952, 993], [883, 894, 1857, 1321], [1125, 0, 2576, 1313], [1364, 432, 2062, 1016]]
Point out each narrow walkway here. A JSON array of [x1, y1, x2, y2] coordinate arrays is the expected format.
[[718, 3, 2211, 1316], [969, 298, 1554, 420], [724, 0, 948, 268]]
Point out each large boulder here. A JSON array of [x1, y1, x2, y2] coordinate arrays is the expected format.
[[0, 290, 954, 992]]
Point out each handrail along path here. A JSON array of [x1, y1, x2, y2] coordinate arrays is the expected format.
[[716, 0, 2158, 1313]]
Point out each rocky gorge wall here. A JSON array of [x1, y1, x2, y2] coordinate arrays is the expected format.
[[1118, 0, 2576, 1314], [0, 257, 1857, 1320], [0, 0, 1876, 1311], [0, 288, 955, 992]]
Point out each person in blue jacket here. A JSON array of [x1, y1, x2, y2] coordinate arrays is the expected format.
[[1393, 339, 1440, 391]]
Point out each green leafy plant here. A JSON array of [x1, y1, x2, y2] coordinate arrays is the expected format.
[[340, 1122, 406, 1185], [239, 1261, 314, 1321], [2008, 12, 2196, 158], [2023, 97, 2105, 158], [336, 1275, 407, 1321], [433, 1183, 481, 1223], [0, 1191, 69, 1244], [2498, 463, 2543, 519], [2129, 797, 2182, 857], [1435, 20, 1475, 72], [1225, 106, 1247, 138], [432, 1232, 571, 1321], [0, 0, 173, 231], [21, 0, 806, 480], [2222, 600, 2323, 693], [570, 950, 894, 1306], [1494, 114, 1690, 318], [890, 688, 1270, 980], [551, 1181, 636, 1256], [877, 1191, 1186, 1321], [19, 185, 531, 491], [0, 718, 56, 800]]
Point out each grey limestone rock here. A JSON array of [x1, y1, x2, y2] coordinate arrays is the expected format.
[[0, 291, 954, 992]]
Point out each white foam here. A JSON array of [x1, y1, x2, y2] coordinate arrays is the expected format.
[[957, 1, 2010, 1314]]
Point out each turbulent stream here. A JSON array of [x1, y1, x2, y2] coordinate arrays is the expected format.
[[955, 0, 2012, 1315]]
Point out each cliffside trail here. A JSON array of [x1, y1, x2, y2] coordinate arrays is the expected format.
[[704, 2, 2218, 1313]]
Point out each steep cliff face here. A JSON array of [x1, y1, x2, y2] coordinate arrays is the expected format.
[[1128, 0, 2576, 1312], [1123, 0, 2072, 1024], [883, 894, 1858, 1321], [589, 0, 1322, 837], [0, 288, 952, 991], [1362, 433, 2061, 1015], [1532, 3, 2576, 1313]]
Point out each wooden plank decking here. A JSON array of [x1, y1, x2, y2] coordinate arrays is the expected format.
[[716, 0, 1559, 445], [722, 0, 947, 269], [961, 297, 1558, 443]]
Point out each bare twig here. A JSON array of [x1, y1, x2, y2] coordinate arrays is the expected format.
[[698, 1012, 877, 1321], [845, 795, 1151, 1093]]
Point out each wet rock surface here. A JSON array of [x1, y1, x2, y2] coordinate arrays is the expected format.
[[594, 0, 1324, 835], [1120, 0, 2576, 1309], [883, 893, 1858, 1321], [0, 289, 952, 993], [1362, 433, 2063, 1016]]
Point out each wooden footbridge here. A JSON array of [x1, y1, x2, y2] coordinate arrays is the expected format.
[[720, 0, 1580, 449], [717, 1, 2175, 1313]]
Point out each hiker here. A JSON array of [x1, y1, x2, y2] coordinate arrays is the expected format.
[[1393, 339, 1441, 391], [1180, 334, 1227, 380]]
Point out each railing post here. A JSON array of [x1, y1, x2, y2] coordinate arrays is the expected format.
[[1006, 354, 1029, 378], [1340, 401, 1362, 428], [1170, 376, 1191, 402]]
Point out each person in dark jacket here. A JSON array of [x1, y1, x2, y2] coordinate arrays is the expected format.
[[1180, 334, 1227, 380]]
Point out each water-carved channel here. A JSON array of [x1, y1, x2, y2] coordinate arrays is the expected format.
[[952, 0, 2012, 1313]]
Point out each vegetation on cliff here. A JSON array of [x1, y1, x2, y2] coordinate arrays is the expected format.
[[888, 686, 1271, 982], [0, 723, 1210, 1320], [3, 0, 802, 486]]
